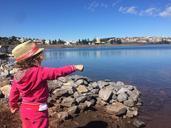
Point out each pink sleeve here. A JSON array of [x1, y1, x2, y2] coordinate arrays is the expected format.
[[41, 65, 76, 80], [9, 81, 20, 108]]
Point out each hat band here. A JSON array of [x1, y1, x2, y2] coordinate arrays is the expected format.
[[16, 47, 39, 62]]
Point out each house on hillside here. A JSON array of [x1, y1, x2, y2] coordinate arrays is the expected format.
[[94, 38, 106, 45]]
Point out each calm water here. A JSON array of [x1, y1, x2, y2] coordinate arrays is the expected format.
[[43, 44, 171, 128], [43, 44, 171, 89]]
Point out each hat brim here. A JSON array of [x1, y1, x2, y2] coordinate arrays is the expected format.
[[15, 48, 44, 63], [33, 48, 44, 57]]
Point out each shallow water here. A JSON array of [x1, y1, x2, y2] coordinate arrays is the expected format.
[[43, 44, 171, 128]]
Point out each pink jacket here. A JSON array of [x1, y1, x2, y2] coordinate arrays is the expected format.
[[9, 65, 76, 108]]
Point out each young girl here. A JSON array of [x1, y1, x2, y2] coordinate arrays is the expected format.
[[9, 41, 84, 128]]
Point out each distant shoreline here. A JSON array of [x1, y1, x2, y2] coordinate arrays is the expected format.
[[40, 43, 146, 49]]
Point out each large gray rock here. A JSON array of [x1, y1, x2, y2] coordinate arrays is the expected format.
[[99, 87, 113, 101], [117, 93, 128, 102], [116, 81, 125, 86], [97, 81, 109, 89], [106, 102, 127, 116], [61, 97, 75, 107], [53, 89, 69, 98], [85, 99, 96, 107], [76, 95, 87, 103], [75, 79, 84, 85], [124, 98, 134, 107], [117, 87, 130, 95], [58, 77, 68, 83], [91, 82, 98, 89], [115, 108, 127, 117]]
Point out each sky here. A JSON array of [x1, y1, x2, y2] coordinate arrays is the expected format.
[[0, 0, 171, 41]]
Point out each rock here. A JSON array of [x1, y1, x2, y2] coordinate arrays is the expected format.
[[85, 99, 96, 107], [62, 81, 74, 87], [61, 97, 75, 107], [91, 82, 98, 89], [67, 88, 74, 95], [76, 96, 87, 103], [126, 110, 138, 118], [136, 102, 143, 106], [116, 81, 125, 86], [83, 80, 89, 85], [0, 85, 11, 98], [48, 80, 62, 91], [58, 77, 68, 83], [97, 81, 109, 89], [99, 87, 113, 101], [68, 106, 78, 116], [87, 85, 93, 91], [106, 102, 127, 116], [53, 89, 69, 98], [117, 93, 128, 102], [133, 119, 145, 128], [98, 100, 108, 106], [76, 85, 88, 93], [105, 79, 111, 82], [73, 92, 80, 98], [124, 98, 134, 107], [117, 87, 130, 95], [75, 79, 84, 85], [91, 89, 99, 94], [78, 102, 87, 112], [115, 108, 127, 117], [57, 112, 69, 120], [127, 85, 134, 91], [129, 91, 139, 102], [112, 94, 117, 100], [69, 75, 88, 82]]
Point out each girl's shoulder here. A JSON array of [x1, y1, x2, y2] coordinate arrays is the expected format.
[[14, 69, 28, 81]]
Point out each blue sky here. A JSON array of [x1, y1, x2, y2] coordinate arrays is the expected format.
[[0, 0, 171, 40]]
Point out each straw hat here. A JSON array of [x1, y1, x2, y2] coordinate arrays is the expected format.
[[12, 41, 44, 62]]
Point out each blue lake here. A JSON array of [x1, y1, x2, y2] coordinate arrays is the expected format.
[[43, 44, 171, 89]]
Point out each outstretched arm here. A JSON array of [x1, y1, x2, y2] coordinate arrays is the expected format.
[[41, 65, 84, 80]]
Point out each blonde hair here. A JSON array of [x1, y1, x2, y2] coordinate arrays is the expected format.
[[15, 51, 43, 69]]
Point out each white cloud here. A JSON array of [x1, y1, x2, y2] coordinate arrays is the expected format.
[[112, 0, 120, 7], [159, 6, 171, 17], [118, 6, 171, 17], [87, 1, 108, 11], [119, 6, 137, 14], [144, 8, 159, 15], [139, 8, 159, 16], [127, 6, 138, 14]]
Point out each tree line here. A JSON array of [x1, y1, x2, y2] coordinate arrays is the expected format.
[[0, 36, 123, 46]]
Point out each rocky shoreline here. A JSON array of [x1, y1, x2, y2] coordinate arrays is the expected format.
[[0, 57, 145, 128]]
